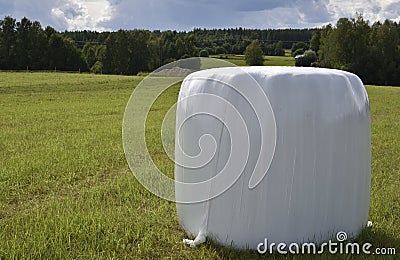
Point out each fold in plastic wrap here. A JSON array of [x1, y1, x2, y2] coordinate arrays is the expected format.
[[175, 67, 371, 249]]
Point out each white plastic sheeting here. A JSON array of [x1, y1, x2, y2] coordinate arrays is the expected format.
[[175, 66, 371, 249]]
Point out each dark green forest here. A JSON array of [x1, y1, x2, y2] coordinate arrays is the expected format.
[[1, 15, 399, 85]]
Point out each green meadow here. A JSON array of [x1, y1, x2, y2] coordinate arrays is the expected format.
[[210, 54, 295, 67], [0, 72, 398, 259]]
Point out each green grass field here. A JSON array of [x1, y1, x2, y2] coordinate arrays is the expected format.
[[0, 72, 399, 259], [210, 54, 295, 67]]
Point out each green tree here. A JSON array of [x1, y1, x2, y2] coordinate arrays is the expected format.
[[91, 61, 103, 74], [347, 15, 371, 78], [214, 46, 225, 55], [95, 45, 106, 62], [293, 48, 305, 57], [48, 33, 88, 71], [231, 44, 241, 54], [310, 30, 320, 52], [82, 42, 97, 68], [222, 43, 231, 54], [148, 35, 164, 68], [0, 16, 17, 69], [103, 30, 152, 75], [318, 15, 372, 81], [245, 40, 264, 65], [15, 17, 32, 69], [29, 21, 48, 70], [184, 34, 197, 57], [335, 17, 356, 70], [291, 42, 308, 56], [370, 20, 400, 85], [273, 41, 285, 56], [127, 30, 152, 74], [48, 33, 65, 69], [317, 24, 335, 67], [103, 30, 130, 74], [175, 37, 185, 59], [295, 50, 317, 67], [199, 49, 209, 57]]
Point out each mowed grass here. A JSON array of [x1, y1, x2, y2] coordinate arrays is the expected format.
[[0, 72, 399, 259], [210, 54, 295, 67]]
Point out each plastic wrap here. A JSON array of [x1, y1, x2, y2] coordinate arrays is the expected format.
[[174, 66, 371, 249]]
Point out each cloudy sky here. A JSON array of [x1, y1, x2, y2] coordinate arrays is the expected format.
[[1, 0, 400, 31]]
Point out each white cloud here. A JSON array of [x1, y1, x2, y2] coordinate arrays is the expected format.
[[51, 0, 112, 31], [1, 0, 400, 31], [327, 0, 400, 23], [0, 0, 112, 31]]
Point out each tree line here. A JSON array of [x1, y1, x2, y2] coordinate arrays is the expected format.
[[314, 15, 400, 85], [0, 16, 87, 71], [0, 16, 314, 75], [1, 15, 399, 85], [244, 14, 400, 85]]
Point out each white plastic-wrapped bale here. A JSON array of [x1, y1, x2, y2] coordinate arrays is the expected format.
[[174, 66, 371, 249]]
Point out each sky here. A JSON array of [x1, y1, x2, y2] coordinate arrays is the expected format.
[[1, 0, 400, 31]]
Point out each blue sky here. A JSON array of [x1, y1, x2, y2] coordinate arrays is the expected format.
[[1, 0, 400, 31]]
